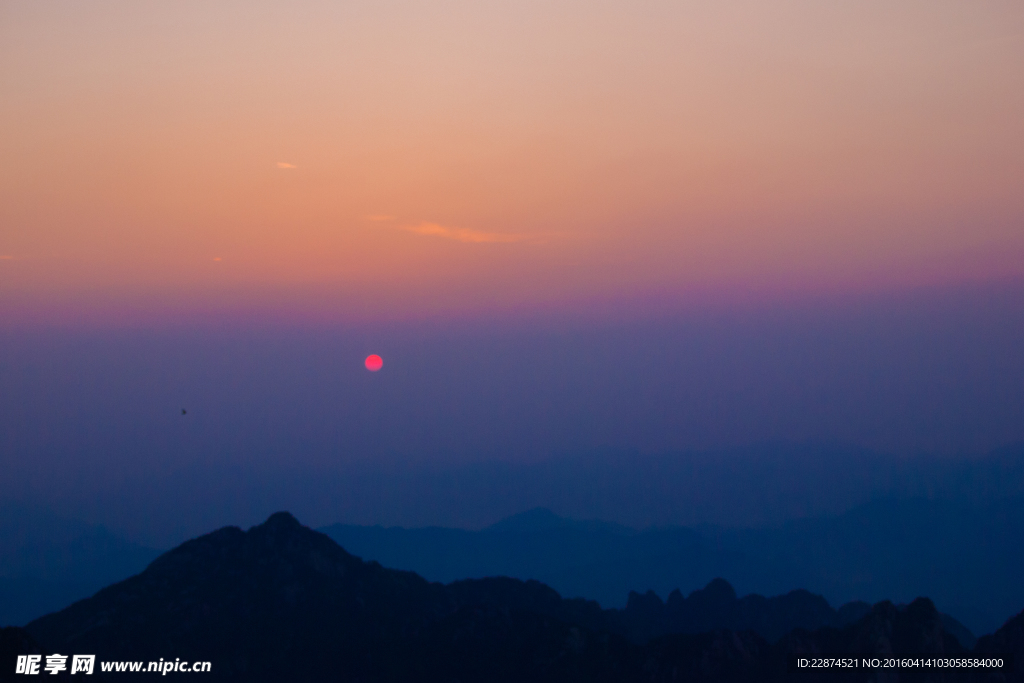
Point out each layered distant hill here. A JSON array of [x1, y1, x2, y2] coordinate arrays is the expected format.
[[9, 513, 1022, 682], [5, 491, 1019, 640], [5, 488, 1021, 642], [321, 496, 1024, 636], [0, 504, 160, 627]]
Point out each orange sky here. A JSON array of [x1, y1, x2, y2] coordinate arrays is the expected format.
[[2, 0, 1023, 322]]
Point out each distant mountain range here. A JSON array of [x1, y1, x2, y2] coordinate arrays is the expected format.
[[0, 504, 160, 627], [321, 496, 1024, 636], [7, 513, 1022, 682], [3, 492, 1022, 639]]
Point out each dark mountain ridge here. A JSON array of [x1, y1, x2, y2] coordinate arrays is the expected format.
[[11, 512, 1022, 682], [321, 496, 1024, 635]]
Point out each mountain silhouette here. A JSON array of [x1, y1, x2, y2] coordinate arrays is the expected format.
[[10, 512, 1021, 681], [322, 499, 1020, 635], [975, 609, 1024, 681], [1, 626, 72, 683], [0, 503, 161, 627]]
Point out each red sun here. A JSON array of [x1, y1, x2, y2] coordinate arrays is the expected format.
[[364, 354, 383, 372]]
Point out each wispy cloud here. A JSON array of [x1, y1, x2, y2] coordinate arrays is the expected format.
[[0, 255, 19, 260], [404, 222, 536, 244], [276, 162, 296, 169], [365, 214, 396, 222]]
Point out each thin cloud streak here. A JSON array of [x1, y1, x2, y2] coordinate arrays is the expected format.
[[276, 162, 296, 169], [404, 222, 538, 244]]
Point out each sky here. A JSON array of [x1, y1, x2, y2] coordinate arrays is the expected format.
[[1, 1, 1024, 541], [3, 280, 1024, 543], [2, 0, 1023, 323]]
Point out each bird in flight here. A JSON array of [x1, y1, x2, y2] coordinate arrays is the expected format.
[[182, 409, 187, 415]]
